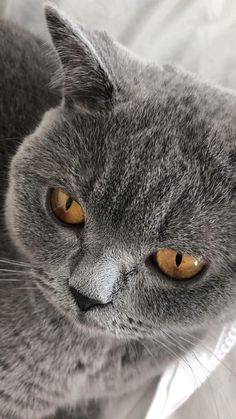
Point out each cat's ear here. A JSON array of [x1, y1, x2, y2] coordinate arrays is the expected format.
[[45, 5, 114, 112]]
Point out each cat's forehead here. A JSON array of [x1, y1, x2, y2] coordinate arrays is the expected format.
[[57, 96, 217, 177], [43, 103, 231, 242], [30, 89, 233, 202], [40, 95, 231, 208]]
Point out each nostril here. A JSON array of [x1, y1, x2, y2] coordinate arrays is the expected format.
[[69, 286, 104, 312]]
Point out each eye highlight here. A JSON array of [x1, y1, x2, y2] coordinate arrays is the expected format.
[[50, 189, 85, 225], [154, 248, 205, 280]]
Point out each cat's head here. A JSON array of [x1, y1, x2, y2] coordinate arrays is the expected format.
[[6, 6, 236, 340]]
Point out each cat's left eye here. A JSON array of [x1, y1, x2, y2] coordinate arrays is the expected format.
[[153, 248, 205, 280], [50, 189, 85, 225]]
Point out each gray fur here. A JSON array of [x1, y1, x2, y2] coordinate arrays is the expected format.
[[0, 5, 235, 419]]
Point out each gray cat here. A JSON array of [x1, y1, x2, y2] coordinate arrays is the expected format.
[[0, 5, 235, 419]]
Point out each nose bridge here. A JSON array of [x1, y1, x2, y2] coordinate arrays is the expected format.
[[69, 254, 121, 304]]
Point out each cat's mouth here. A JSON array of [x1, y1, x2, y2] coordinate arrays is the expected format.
[[76, 303, 144, 339], [72, 306, 118, 337]]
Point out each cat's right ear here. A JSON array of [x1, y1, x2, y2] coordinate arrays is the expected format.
[[45, 4, 114, 112]]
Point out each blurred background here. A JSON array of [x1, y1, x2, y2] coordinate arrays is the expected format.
[[0, 1, 236, 418], [1, 0, 236, 90]]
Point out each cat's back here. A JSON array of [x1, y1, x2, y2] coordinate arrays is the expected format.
[[0, 19, 60, 139]]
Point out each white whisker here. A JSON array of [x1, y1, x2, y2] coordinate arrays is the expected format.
[[0, 269, 28, 273], [0, 258, 30, 267]]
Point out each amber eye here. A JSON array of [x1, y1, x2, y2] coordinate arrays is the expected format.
[[50, 189, 85, 225], [154, 248, 205, 280]]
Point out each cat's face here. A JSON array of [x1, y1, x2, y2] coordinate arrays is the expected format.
[[6, 7, 236, 340]]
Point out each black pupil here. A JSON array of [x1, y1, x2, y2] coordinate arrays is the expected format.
[[65, 197, 73, 211], [175, 253, 182, 267]]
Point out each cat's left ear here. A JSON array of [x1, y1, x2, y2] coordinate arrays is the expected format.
[[45, 5, 114, 112]]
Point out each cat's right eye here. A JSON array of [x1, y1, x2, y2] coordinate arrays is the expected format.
[[153, 248, 205, 280], [50, 189, 85, 225]]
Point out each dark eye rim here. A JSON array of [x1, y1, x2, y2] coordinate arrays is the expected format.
[[147, 253, 209, 286], [46, 188, 85, 229]]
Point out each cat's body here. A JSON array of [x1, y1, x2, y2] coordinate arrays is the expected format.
[[0, 6, 235, 419], [0, 20, 168, 419]]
